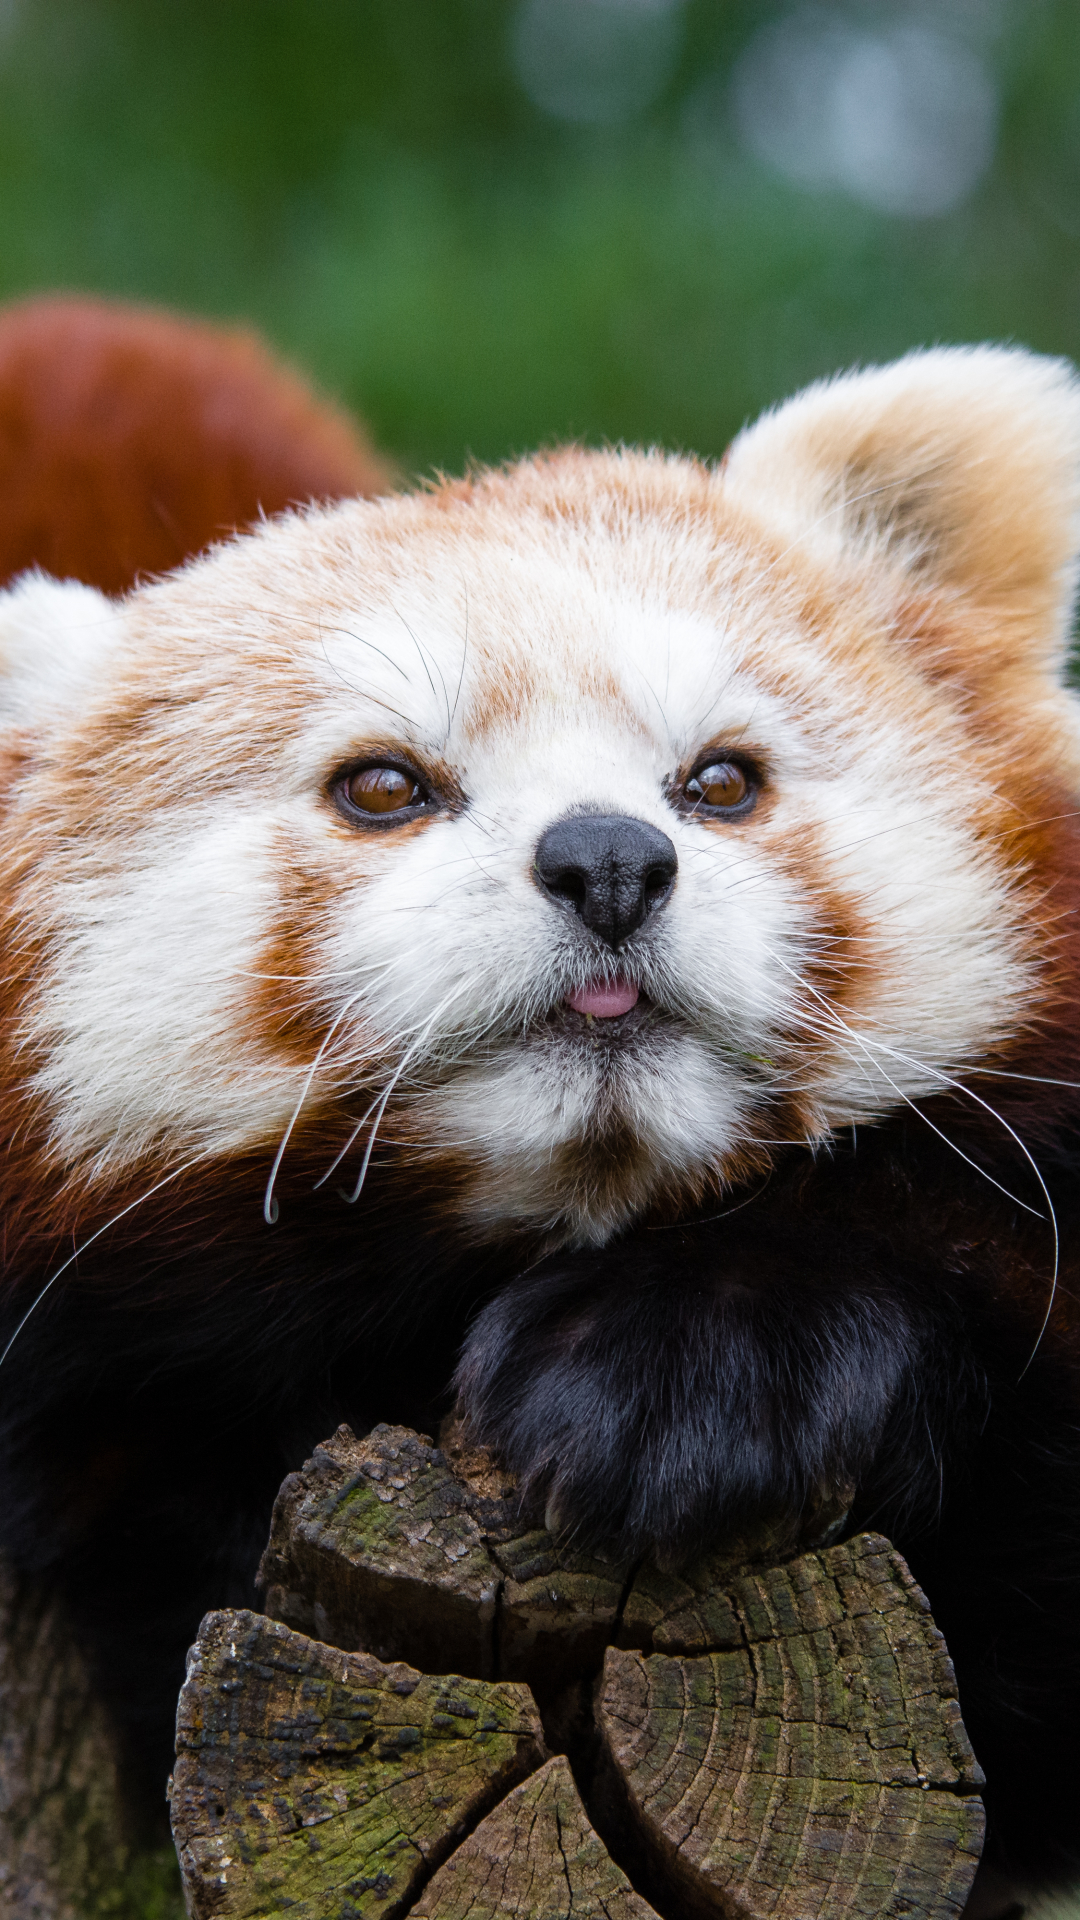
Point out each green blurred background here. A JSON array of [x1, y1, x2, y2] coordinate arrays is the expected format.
[[1, 0, 1078, 481]]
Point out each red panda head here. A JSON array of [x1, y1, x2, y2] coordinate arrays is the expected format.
[[3, 345, 1080, 1248]]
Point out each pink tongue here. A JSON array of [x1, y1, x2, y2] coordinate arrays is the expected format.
[[565, 979, 640, 1018]]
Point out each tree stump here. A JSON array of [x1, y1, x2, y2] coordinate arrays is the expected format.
[[0, 1556, 131, 1918], [0, 1555, 183, 1920], [169, 1424, 986, 1919]]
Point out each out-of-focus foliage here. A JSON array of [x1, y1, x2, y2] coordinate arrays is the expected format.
[[0, 0, 1075, 475]]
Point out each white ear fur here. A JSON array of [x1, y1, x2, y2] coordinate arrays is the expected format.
[[0, 572, 123, 727], [723, 345, 1080, 681]]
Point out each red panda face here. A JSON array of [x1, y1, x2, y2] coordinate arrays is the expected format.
[[3, 345, 1080, 1246]]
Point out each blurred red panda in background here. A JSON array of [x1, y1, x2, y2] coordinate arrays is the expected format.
[[0, 294, 388, 593]]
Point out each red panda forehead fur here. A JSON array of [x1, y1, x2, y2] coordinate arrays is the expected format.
[[4, 345, 1080, 1246]]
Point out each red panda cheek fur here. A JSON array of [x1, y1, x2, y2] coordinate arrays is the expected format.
[[1, 322, 1080, 1892]]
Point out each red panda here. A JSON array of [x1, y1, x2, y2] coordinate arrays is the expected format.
[[0, 294, 389, 593], [0, 303, 1078, 1899]]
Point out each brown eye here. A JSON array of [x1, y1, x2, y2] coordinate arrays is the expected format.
[[684, 761, 752, 812], [343, 766, 426, 816]]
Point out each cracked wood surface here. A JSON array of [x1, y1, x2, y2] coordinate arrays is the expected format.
[[411, 1756, 659, 1919], [171, 1426, 986, 1918], [597, 1536, 985, 1920], [258, 1423, 633, 1701], [170, 1609, 544, 1918]]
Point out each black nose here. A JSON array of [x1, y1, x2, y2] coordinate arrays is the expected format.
[[533, 813, 678, 948]]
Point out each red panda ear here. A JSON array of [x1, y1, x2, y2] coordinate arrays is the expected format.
[[722, 346, 1080, 685], [0, 574, 122, 729]]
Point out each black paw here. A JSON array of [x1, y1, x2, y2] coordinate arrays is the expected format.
[[454, 1217, 930, 1561]]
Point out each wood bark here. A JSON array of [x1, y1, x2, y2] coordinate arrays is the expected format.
[[257, 1421, 632, 1701], [0, 1556, 140, 1918], [170, 1423, 986, 1919]]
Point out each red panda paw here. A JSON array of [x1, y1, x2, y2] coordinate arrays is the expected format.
[[453, 1216, 932, 1563]]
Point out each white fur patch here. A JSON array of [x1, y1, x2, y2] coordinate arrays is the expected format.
[[0, 574, 124, 727]]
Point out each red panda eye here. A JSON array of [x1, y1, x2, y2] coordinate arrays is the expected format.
[[343, 766, 426, 816], [685, 761, 752, 811]]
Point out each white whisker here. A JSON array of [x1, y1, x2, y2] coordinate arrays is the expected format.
[[317, 982, 473, 1200], [764, 946, 1061, 1368], [964, 1066, 1080, 1090], [312, 1090, 382, 1190], [864, 1035, 1060, 1373], [263, 992, 364, 1224], [0, 1151, 211, 1372]]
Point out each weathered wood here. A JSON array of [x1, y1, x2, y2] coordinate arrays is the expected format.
[[170, 1607, 545, 1919], [173, 1427, 987, 1919], [597, 1535, 985, 1920], [0, 1556, 132, 1919], [257, 1424, 508, 1679], [411, 1755, 659, 1920], [258, 1424, 632, 1701]]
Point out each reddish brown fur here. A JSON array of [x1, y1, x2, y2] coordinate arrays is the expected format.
[[0, 295, 389, 594]]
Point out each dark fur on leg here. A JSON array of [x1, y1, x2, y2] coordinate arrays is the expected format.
[[455, 1130, 1080, 1888], [455, 1213, 973, 1560]]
